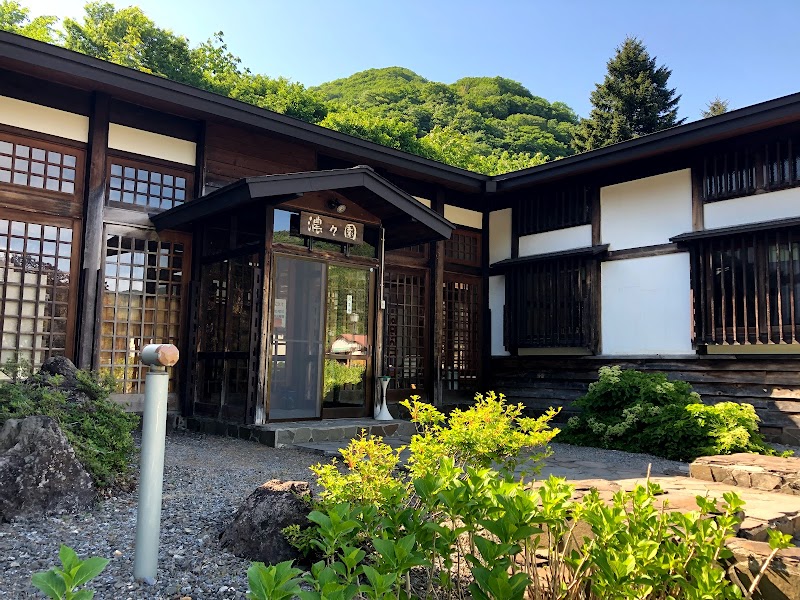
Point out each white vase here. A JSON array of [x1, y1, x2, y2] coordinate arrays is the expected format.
[[375, 376, 393, 421]]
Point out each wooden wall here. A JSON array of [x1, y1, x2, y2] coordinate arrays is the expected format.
[[204, 122, 316, 187], [491, 356, 800, 445]]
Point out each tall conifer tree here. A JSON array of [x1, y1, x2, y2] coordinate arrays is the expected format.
[[573, 37, 683, 152]]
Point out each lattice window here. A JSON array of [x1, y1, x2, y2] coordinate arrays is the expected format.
[[0, 217, 76, 369], [442, 275, 481, 391], [701, 135, 800, 202], [100, 234, 186, 394], [383, 269, 427, 390], [517, 182, 594, 235], [689, 228, 800, 345], [444, 230, 481, 267], [107, 157, 192, 211], [0, 135, 80, 196], [505, 257, 593, 348]]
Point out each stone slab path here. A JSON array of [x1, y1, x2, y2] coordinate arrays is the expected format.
[[293, 438, 800, 544]]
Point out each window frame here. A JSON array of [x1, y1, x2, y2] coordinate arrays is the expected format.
[[699, 128, 800, 204], [0, 127, 86, 214], [502, 253, 600, 352], [0, 208, 82, 368], [683, 225, 800, 347], [105, 151, 194, 213], [98, 224, 192, 399]]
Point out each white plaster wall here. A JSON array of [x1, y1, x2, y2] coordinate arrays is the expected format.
[[444, 204, 482, 229], [518, 224, 592, 257], [601, 169, 692, 250], [108, 123, 196, 166], [601, 253, 693, 355], [413, 196, 432, 208], [489, 275, 509, 356], [0, 96, 89, 142], [489, 208, 512, 264], [704, 187, 800, 229]]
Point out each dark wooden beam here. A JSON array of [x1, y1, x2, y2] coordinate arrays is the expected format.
[[76, 92, 109, 369], [691, 167, 704, 231], [430, 189, 446, 406], [671, 216, 800, 243]]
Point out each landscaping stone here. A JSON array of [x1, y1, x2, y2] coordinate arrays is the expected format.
[[725, 538, 800, 600], [219, 479, 313, 565], [0, 416, 95, 522], [691, 454, 800, 495]]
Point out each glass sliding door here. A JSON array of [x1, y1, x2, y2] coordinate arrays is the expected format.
[[268, 256, 326, 420], [323, 265, 371, 418], [268, 256, 373, 421]]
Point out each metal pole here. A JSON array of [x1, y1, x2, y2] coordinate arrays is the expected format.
[[134, 344, 179, 583]]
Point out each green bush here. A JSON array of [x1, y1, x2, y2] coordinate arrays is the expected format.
[[561, 366, 777, 461], [0, 360, 139, 488]]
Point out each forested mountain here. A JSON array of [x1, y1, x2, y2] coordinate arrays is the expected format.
[[0, 1, 580, 174], [315, 68, 579, 160]]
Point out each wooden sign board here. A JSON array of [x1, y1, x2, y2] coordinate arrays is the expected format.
[[299, 211, 364, 245]]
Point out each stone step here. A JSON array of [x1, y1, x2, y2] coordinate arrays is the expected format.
[[184, 416, 415, 448], [690, 453, 800, 495]]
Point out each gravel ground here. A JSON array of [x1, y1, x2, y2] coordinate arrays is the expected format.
[[0, 431, 324, 600], [2, 431, 794, 599]]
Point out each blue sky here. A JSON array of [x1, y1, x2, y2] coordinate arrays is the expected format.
[[27, 0, 800, 121]]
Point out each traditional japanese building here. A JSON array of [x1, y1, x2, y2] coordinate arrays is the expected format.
[[1, 31, 800, 443]]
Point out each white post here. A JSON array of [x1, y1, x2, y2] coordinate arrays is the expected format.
[[134, 344, 179, 583]]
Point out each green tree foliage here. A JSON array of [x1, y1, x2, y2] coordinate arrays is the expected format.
[[0, 0, 58, 42], [702, 96, 730, 118], [573, 36, 684, 152], [4, 1, 576, 174]]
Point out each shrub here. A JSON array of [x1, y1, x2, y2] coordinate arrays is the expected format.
[[0, 360, 139, 488], [258, 465, 792, 599], [561, 366, 777, 461], [265, 389, 792, 599], [402, 390, 560, 480]]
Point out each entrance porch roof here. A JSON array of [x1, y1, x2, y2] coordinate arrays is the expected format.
[[150, 166, 455, 250]]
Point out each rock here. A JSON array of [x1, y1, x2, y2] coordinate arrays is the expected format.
[[0, 416, 95, 521], [38, 356, 80, 389], [725, 538, 800, 600], [219, 480, 312, 565]]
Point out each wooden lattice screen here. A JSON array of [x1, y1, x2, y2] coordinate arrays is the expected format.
[[442, 274, 481, 391], [505, 256, 593, 348], [689, 229, 800, 345], [383, 269, 427, 390], [100, 233, 187, 393]]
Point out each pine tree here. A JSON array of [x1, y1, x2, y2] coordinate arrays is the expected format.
[[701, 96, 729, 118], [573, 37, 683, 152]]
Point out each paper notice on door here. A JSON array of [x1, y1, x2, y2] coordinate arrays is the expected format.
[[274, 298, 287, 329]]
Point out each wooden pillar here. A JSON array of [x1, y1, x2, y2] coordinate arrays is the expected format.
[[179, 120, 207, 418], [76, 93, 110, 369], [430, 189, 446, 406], [480, 201, 491, 391], [254, 206, 274, 424]]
